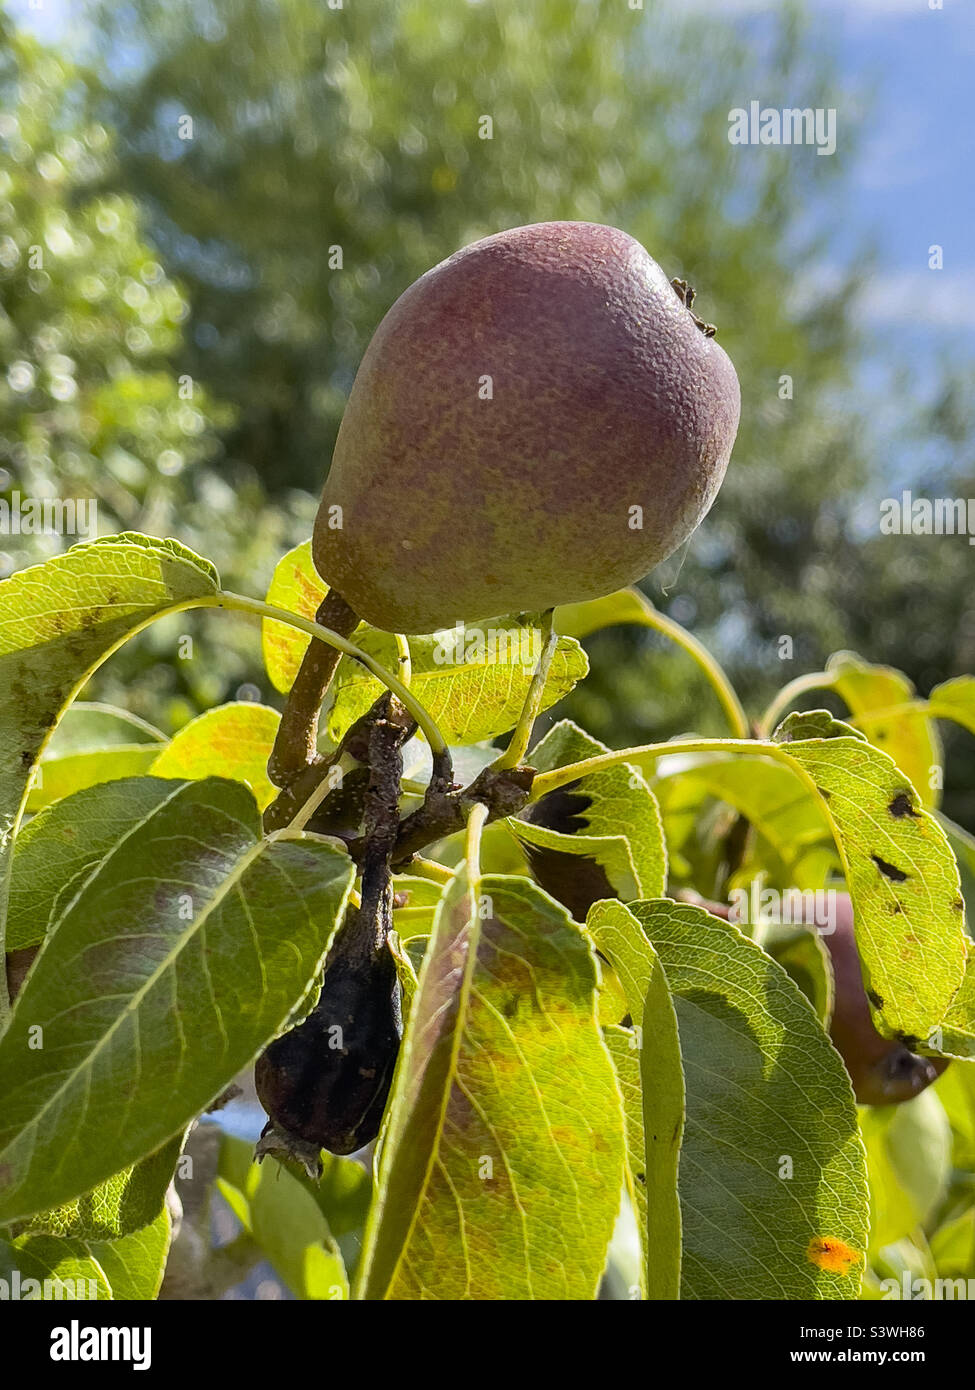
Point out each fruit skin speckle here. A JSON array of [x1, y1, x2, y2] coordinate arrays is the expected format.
[[314, 220, 740, 634], [806, 1235, 861, 1274]]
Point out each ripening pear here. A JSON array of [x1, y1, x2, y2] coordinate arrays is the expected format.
[[314, 221, 740, 634]]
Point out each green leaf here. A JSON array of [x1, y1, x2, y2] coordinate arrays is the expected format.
[[554, 588, 652, 640], [32, 702, 166, 754], [150, 702, 280, 811], [26, 701, 166, 812], [929, 676, 975, 737], [774, 714, 969, 1042], [327, 624, 588, 747], [356, 872, 625, 1300], [938, 949, 975, 1060], [624, 899, 869, 1298], [27, 746, 163, 812], [589, 900, 683, 1300], [929, 1207, 975, 1280], [826, 652, 942, 809], [298, 1150, 372, 1280], [261, 540, 332, 694], [217, 1134, 348, 1300], [10, 1131, 183, 1242], [390, 873, 444, 941], [653, 754, 830, 884], [7, 776, 203, 951], [934, 1064, 975, 1169], [0, 777, 354, 1223], [0, 534, 220, 949], [937, 812, 975, 926], [513, 719, 667, 904], [860, 1089, 951, 1253], [0, 1231, 112, 1299], [88, 1204, 172, 1300]]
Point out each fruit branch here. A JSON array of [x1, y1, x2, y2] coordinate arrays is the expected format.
[[267, 589, 360, 787], [350, 759, 535, 871]]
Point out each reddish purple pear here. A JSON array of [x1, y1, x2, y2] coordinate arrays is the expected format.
[[314, 221, 740, 634]]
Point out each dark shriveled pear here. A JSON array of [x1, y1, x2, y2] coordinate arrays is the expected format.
[[256, 694, 413, 1162], [254, 910, 402, 1157], [313, 221, 740, 634]]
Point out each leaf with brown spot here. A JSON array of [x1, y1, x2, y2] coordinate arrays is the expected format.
[[355, 873, 624, 1300], [826, 651, 942, 809], [623, 899, 869, 1299], [775, 716, 968, 1042]]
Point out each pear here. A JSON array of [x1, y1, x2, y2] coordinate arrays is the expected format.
[[314, 221, 740, 634]]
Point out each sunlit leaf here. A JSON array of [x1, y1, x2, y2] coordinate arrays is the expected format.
[[261, 540, 332, 694], [0, 1231, 112, 1300], [0, 535, 219, 945], [10, 1131, 183, 1242], [88, 1204, 172, 1300], [776, 712, 968, 1043], [827, 652, 941, 809], [150, 701, 280, 810], [512, 719, 667, 911], [327, 624, 588, 747], [356, 873, 625, 1300]]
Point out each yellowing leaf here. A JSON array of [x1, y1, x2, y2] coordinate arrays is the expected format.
[[151, 701, 280, 810], [777, 715, 968, 1042], [356, 873, 624, 1300], [827, 652, 942, 809], [261, 540, 330, 694], [327, 625, 587, 747]]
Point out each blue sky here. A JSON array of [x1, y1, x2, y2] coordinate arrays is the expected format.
[[10, 0, 974, 354], [678, 0, 975, 351]]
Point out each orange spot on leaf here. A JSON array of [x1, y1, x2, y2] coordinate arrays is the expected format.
[[806, 1235, 861, 1275]]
